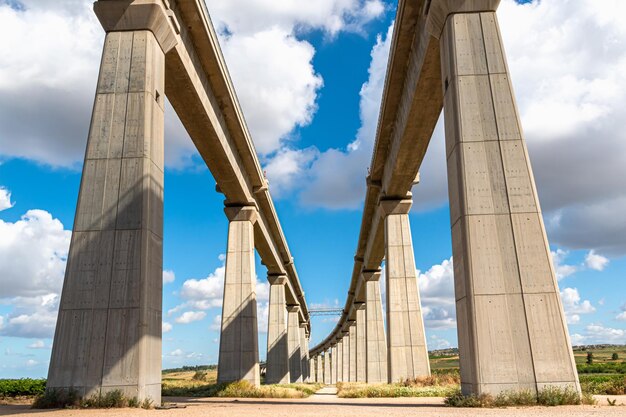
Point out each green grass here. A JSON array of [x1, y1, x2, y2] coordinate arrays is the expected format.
[[0, 379, 46, 397], [579, 374, 626, 395], [445, 386, 596, 408], [337, 373, 461, 398]]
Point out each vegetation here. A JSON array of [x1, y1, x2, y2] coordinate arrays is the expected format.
[[163, 380, 323, 398], [337, 372, 461, 398], [587, 352, 594, 364], [0, 379, 46, 397], [579, 374, 626, 395], [613, 353, 620, 361], [32, 389, 153, 409], [445, 386, 595, 408]]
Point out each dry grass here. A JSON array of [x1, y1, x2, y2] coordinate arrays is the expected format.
[[445, 386, 596, 408]]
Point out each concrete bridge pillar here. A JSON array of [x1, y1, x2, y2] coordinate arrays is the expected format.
[[299, 325, 309, 382], [380, 199, 430, 382], [324, 350, 332, 384], [316, 354, 323, 383], [266, 275, 290, 384], [47, 4, 174, 400], [330, 345, 338, 383], [355, 303, 367, 382], [437, 6, 580, 396], [287, 306, 303, 383], [348, 322, 357, 381], [364, 270, 388, 383], [342, 332, 350, 382], [336, 340, 344, 382], [218, 206, 260, 386]]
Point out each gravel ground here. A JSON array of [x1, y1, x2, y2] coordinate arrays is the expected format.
[[1, 392, 625, 417]]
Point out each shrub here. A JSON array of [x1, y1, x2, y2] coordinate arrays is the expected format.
[[0, 379, 46, 397], [192, 371, 208, 381], [445, 386, 585, 408], [579, 374, 626, 395], [32, 389, 80, 409], [586, 352, 594, 365], [612, 353, 619, 361]]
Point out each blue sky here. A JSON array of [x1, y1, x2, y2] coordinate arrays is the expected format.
[[1, 0, 626, 379]]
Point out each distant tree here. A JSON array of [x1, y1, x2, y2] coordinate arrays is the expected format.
[[612, 352, 619, 361], [586, 352, 594, 364]]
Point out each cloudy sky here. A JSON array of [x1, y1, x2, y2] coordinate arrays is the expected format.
[[1, 0, 626, 378]]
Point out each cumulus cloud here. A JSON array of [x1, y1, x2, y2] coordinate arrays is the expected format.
[[551, 249, 577, 280], [417, 257, 456, 329], [0, 209, 70, 298], [560, 287, 595, 325], [27, 340, 46, 349], [0, 187, 14, 211], [616, 303, 626, 322], [574, 323, 626, 345], [300, 23, 394, 209], [263, 147, 318, 197], [163, 270, 175, 285], [584, 250, 609, 271], [175, 311, 206, 324], [162, 322, 173, 333]]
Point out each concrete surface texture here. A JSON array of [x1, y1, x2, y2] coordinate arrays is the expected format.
[[47, 28, 165, 403], [440, 10, 579, 395], [316, 355, 323, 384], [299, 326, 310, 382], [336, 340, 344, 382], [349, 324, 357, 382], [287, 306, 303, 383], [355, 304, 367, 382], [331, 345, 338, 383], [382, 203, 431, 381], [324, 350, 332, 384], [364, 271, 388, 383], [266, 275, 290, 384], [342, 334, 350, 382], [218, 206, 260, 386]]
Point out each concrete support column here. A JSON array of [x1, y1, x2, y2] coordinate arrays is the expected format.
[[381, 199, 430, 382], [47, 25, 167, 402], [218, 206, 260, 386], [287, 306, 303, 383], [438, 8, 579, 396], [342, 333, 350, 382], [304, 335, 311, 382], [316, 354, 323, 384], [364, 270, 388, 383], [336, 340, 344, 382], [266, 275, 290, 384], [324, 350, 332, 384], [299, 325, 309, 382], [355, 304, 367, 382], [348, 322, 357, 381], [330, 345, 338, 384]]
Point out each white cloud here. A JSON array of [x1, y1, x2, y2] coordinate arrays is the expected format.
[[584, 250, 609, 271], [169, 348, 184, 357], [560, 287, 595, 324], [162, 322, 173, 333], [263, 147, 318, 197], [163, 270, 175, 285], [28, 340, 46, 349], [417, 257, 456, 329], [0, 187, 14, 211], [429, 334, 451, 350], [616, 312, 626, 322], [299, 23, 394, 209], [210, 314, 222, 331], [257, 301, 269, 335], [175, 311, 206, 324], [583, 323, 626, 344], [551, 249, 577, 280], [0, 209, 70, 298], [25, 359, 38, 367]]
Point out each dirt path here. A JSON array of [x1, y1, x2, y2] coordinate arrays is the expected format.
[[1, 393, 625, 416]]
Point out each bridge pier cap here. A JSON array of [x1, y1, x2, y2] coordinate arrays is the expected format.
[[426, 0, 501, 39], [94, 0, 179, 54]]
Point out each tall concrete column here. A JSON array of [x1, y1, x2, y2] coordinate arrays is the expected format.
[[381, 199, 430, 382], [342, 332, 350, 382], [47, 20, 170, 401], [316, 354, 324, 384], [266, 275, 290, 384], [299, 325, 309, 382], [364, 270, 388, 383], [287, 306, 303, 383], [324, 350, 332, 384], [304, 335, 311, 382], [218, 206, 260, 386], [438, 8, 579, 396], [331, 350, 334, 384], [348, 322, 357, 381], [336, 340, 344, 382], [355, 304, 367, 382]]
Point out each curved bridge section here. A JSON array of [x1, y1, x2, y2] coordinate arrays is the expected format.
[[47, 0, 310, 403], [310, 0, 580, 397]]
